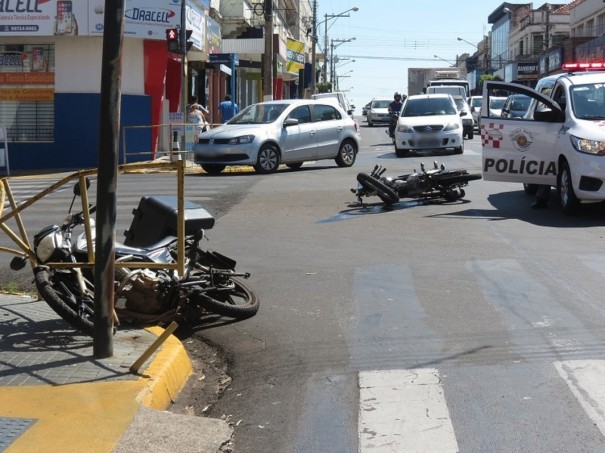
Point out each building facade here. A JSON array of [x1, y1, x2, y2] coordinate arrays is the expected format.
[[0, 0, 314, 175]]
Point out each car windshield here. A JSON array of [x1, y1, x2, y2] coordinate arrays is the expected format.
[[371, 100, 391, 108], [453, 98, 468, 112], [470, 97, 482, 108], [489, 97, 507, 109], [571, 84, 605, 120], [510, 95, 531, 111], [402, 97, 457, 116], [229, 104, 288, 124]]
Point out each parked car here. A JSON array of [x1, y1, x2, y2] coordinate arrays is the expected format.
[[366, 98, 392, 126], [193, 99, 361, 174], [500, 93, 531, 118], [393, 93, 464, 157], [452, 95, 474, 139], [468, 95, 482, 129]]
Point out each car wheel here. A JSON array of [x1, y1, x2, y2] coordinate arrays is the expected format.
[[454, 141, 464, 154], [557, 160, 580, 215], [254, 145, 280, 174], [395, 148, 409, 158], [335, 140, 357, 167], [523, 183, 538, 195], [286, 163, 303, 170], [201, 164, 226, 175]]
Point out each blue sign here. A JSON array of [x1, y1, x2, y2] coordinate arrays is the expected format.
[[209, 53, 239, 66]]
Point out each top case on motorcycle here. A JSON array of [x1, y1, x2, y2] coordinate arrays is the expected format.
[[123, 195, 215, 247]]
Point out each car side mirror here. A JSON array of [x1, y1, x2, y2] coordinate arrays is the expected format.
[[534, 108, 564, 122], [283, 118, 299, 127]]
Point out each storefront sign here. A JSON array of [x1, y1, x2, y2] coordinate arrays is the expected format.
[[286, 38, 304, 74], [517, 62, 538, 80], [0, 0, 206, 41]]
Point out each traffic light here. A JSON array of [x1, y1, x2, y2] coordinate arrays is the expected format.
[[185, 30, 193, 52], [165, 28, 179, 53]]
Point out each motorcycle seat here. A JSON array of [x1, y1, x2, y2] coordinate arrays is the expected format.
[[115, 235, 177, 255]]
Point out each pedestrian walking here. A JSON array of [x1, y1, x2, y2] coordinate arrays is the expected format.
[[219, 95, 239, 123]]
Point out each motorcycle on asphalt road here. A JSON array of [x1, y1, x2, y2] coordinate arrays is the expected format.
[[9, 179, 259, 336], [352, 161, 482, 205]]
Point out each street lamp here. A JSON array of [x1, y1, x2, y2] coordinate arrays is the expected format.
[[330, 37, 356, 87], [434, 54, 456, 66], [335, 69, 353, 91], [457, 37, 478, 49], [310, 5, 359, 92]]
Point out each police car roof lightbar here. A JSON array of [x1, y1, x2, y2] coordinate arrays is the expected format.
[[562, 62, 605, 72]]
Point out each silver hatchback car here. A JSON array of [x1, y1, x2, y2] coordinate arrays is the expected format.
[[193, 99, 361, 174]]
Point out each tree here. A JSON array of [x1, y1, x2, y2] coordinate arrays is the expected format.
[[316, 82, 332, 93]]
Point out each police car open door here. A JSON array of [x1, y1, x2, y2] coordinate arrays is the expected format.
[[481, 81, 564, 186]]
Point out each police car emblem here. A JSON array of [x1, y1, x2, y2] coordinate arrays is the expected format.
[[510, 128, 534, 152]]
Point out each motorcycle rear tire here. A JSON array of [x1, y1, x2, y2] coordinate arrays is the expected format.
[[190, 276, 259, 320], [34, 266, 95, 336], [356, 173, 399, 204]]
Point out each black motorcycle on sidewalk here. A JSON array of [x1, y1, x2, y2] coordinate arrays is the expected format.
[[8, 178, 259, 336], [352, 161, 482, 205]]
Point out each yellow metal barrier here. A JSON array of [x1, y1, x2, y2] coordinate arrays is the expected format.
[[0, 160, 187, 276]]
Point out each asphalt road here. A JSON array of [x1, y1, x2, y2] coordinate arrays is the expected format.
[[177, 118, 605, 452], [4, 119, 605, 451]]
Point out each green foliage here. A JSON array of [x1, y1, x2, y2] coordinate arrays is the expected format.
[[478, 74, 503, 90], [316, 82, 332, 93]]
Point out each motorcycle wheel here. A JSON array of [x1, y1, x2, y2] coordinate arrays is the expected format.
[[356, 173, 399, 204], [34, 266, 95, 335], [189, 276, 259, 320]]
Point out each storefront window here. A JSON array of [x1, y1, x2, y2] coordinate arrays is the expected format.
[[0, 44, 54, 142]]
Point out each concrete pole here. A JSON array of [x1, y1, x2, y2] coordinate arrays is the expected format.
[[263, 0, 273, 101], [93, 0, 125, 358]]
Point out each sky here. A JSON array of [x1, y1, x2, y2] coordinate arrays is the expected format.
[[316, 0, 521, 108]]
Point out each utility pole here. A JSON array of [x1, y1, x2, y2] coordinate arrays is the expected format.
[[94, 0, 125, 358], [180, 0, 187, 127], [544, 3, 551, 75], [263, 0, 273, 101], [310, 0, 317, 94]]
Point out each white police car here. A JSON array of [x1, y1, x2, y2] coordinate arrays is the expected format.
[[481, 63, 605, 214]]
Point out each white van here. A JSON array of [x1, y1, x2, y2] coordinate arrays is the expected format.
[[312, 92, 354, 118], [426, 85, 467, 97]]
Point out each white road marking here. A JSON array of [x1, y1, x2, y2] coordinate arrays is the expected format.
[[358, 369, 459, 452], [555, 360, 605, 437]]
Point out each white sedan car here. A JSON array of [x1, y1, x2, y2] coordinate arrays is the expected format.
[[393, 94, 464, 158], [193, 99, 361, 174]]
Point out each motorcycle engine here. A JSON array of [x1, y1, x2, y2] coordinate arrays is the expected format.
[[115, 268, 171, 314]]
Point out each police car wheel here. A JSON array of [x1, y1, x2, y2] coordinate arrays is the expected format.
[[557, 161, 580, 215]]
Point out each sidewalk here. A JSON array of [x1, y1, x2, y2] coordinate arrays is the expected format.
[[0, 294, 232, 452]]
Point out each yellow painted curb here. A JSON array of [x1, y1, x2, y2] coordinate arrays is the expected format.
[[136, 326, 193, 410]]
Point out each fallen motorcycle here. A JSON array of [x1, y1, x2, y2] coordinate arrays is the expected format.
[[10, 179, 259, 336], [352, 161, 482, 205]]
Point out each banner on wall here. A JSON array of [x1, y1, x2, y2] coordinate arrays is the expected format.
[[0, 0, 207, 43], [286, 38, 304, 75]]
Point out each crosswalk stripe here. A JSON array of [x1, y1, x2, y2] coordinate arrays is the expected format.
[[358, 369, 458, 452], [555, 360, 605, 437]]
